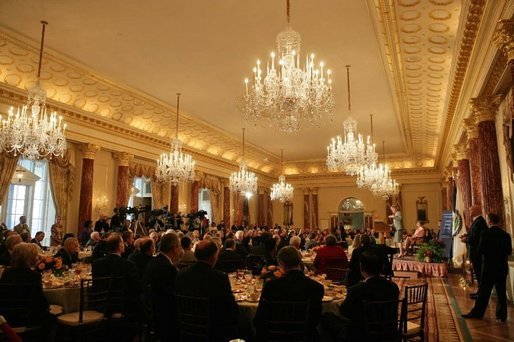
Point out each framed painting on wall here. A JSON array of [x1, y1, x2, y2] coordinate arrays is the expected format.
[[416, 196, 428, 223]]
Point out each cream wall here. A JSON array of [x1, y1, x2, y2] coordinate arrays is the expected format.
[[400, 183, 442, 233]]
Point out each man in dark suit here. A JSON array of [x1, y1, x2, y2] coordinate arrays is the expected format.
[[461, 205, 488, 298], [175, 240, 238, 341], [143, 232, 183, 342], [347, 234, 373, 286], [215, 238, 243, 272], [0, 234, 22, 266], [254, 246, 324, 340], [92, 234, 141, 323], [462, 213, 512, 322], [128, 237, 155, 279], [30, 231, 45, 249], [53, 237, 79, 267]]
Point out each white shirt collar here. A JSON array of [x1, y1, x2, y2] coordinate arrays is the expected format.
[[160, 252, 174, 266]]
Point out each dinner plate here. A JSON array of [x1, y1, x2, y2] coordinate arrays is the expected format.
[[322, 296, 334, 302]]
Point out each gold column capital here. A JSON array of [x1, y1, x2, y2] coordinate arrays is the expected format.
[[494, 19, 514, 61], [112, 152, 134, 167], [311, 187, 319, 195], [469, 95, 501, 123], [454, 143, 469, 161], [80, 144, 100, 160], [463, 117, 479, 140], [302, 187, 311, 195]]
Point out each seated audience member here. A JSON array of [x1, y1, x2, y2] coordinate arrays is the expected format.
[[54, 237, 79, 267], [234, 230, 249, 258], [0, 242, 53, 339], [254, 246, 324, 340], [121, 230, 135, 258], [289, 235, 302, 250], [79, 220, 93, 247], [86, 231, 101, 248], [91, 233, 110, 261], [128, 237, 155, 278], [304, 232, 319, 250], [400, 220, 426, 257], [20, 232, 31, 243], [180, 236, 197, 263], [323, 249, 400, 341], [61, 233, 74, 245], [175, 240, 238, 341], [313, 235, 349, 275], [143, 233, 183, 342], [347, 234, 362, 259], [92, 234, 141, 321], [31, 231, 45, 249], [0, 235, 23, 266], [215, 238, 243, 271], [347, 234, 373, 287], [251, 232, 278, 266]]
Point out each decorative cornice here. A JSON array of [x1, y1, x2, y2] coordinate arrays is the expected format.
[[483, 52, 508, 95], [494, 18, 514, 61], [80, 144, 100, 160], [469, 95, 502, 123], [438, 0, 487, 161]]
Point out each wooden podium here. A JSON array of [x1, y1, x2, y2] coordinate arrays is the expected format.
[[373, 221, 391, 244]]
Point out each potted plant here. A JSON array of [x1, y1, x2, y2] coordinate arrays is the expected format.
[[416, 239, 446, 263]]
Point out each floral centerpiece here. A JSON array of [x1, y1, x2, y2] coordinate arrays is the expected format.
[[260, 265, 284, 282], [37, 256, 65, 276], [416, 239, 446, 263]]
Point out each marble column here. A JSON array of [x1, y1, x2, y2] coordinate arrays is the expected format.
[[78, 144, 100, 234], [267, 190, 273, 227], [113, 152, 133, 209], [257, 188, 265, 226], [303, 188, 311, 229], [464, 118, 482, 206], [170, 184, 179, 213], [235, 192, 244, 226], [311, 187, 319, 230], [445, 176, 454, 211], [471, 96, 505, 222], [330, 214, 338, 231], [455, 144, 473, 226], [223, 182, 230, 226], [190, 181, 199, 212]]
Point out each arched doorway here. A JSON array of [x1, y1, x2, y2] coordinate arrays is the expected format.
[[338, 197, 365, 230]]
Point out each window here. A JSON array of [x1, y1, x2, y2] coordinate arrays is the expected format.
[[128, 177, 152, 208], [5, 159, 56, 245], [198, 189, 211, 221]]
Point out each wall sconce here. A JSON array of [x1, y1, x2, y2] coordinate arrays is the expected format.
[[95, 195, 109, 215], [16, 170, 24, 183], [179, 203, 187, 212]]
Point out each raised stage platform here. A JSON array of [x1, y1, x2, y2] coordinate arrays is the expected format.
[[393, 257, 448, 278]]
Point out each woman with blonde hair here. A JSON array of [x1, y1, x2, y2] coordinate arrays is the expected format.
[[347, 234, 362, 259]]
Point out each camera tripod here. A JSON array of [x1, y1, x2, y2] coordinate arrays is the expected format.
[[132, 213, 148, 237]]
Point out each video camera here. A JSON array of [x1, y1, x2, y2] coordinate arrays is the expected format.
[[118, 205, 151, 218]]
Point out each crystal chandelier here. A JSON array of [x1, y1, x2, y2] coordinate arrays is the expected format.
[[356, 114, 388, 189], [0, 21, 66, 160], [240, 0, 335, 134], [156, 93, 196, 185], [270, 149, 294, 203], [368, 141, 400, 198], [230, 128, 258, 198], [326, 65, 377, 175]]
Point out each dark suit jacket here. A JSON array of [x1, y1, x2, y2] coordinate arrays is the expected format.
[[175, 262, 238, 341], [254, 269, 324, 340], [467, 216, 487, 260], [478, 225, 512, 276], [0, 267, 49, 327], [347, 245, 393, 286], [339, 275, 399, 339], [0, 250, 11, 266], [215, 249, 244, 272], [31, 239, 43, 249], [92, 254, 141, 317], [91, 240, 108, 262], [54, 248, 78, 267], [128, 251, 153, 279], [143, 253, 179, 341]]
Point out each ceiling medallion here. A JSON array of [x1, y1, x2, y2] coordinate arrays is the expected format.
[[230, 128, 258, 198], [239, 0, 335, 133], [156, 93, 196, 185], [0, 21, 67, 160], [270, 149, 294, 203], [326, 65, 377, 175]]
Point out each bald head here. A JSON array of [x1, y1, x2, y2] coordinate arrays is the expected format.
[[194, 240, 218, 266], [6, 234, 22, 252]]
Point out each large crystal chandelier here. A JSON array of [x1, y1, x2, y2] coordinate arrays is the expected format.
[[356, 114, 387, 189], [0, 21, 66, 160], [327, 65, 377, 175], [156, 93, 195, 185], [368, 142, 400, 198], [239, 0, 335, 134], [230, 128, 258, 198], [270, 149, 294, 203]]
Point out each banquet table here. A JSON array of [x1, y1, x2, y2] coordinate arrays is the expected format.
[[44, 286, 81, 314]]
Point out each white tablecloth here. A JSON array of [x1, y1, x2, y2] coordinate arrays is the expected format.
[[43, 287, 81, 313]]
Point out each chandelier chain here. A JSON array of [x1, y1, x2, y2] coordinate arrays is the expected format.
[[175, 93, 181, 139], [37, 21, 48, 80], [346, 65, 351, 112], [286, 0, 290, 24]]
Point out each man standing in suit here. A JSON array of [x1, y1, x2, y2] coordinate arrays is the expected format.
[[254, 246, 324, 340], [53, 237, 79, 267], [175, 240, 238, 341], [92, 234, 141, 323], [13, 216, 30, 235], [143, 232, 183, 342], [460, 205, 488, 298], [462, 213, 512, 322]]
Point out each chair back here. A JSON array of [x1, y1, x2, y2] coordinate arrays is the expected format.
[[383, 253, 395, 280], [401, 283, 428, 335], [363, 299, 403, 342], [176, 294, 210, 342], [81, 276, 124, 322], [325, 267, 348, 285], [176, 260, 196, 270], [0, 282, 37, 327], [263, 299, 311, 341]]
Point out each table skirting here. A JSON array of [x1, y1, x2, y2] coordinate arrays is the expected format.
[[393, 259, 448, 278]]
